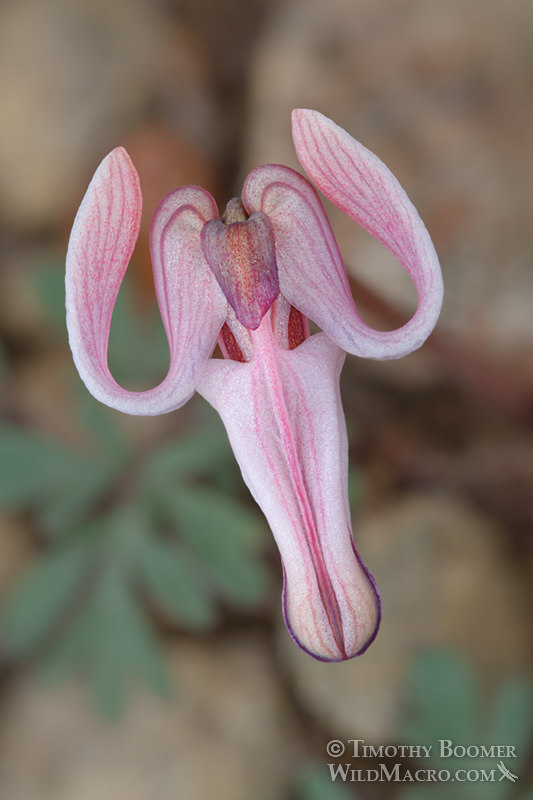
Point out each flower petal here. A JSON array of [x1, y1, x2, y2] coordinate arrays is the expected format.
[[243, 117, 442, 360], [66, 147, 227, 414], [197, 318, 380, 660], [291, 108, 443, 358], [243, 163, 360, 344]]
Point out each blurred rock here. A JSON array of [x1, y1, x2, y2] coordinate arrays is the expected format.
[[10, 351, 91, 445], [120, 123, 219, 292], [0, 246, 74, 356], [457, 438, 533, 528], [280, 493, 532, 743], [244, 0, 533, 366], [0, 0, 214, 231], [11, 350, 174, 451], [0, 634, 300, 800]]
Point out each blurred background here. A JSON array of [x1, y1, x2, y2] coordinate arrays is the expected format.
[[0, 0, 532, 798]]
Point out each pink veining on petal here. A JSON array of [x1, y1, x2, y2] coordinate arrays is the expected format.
[[289, 109, 443, 359], [197, 316, 380, 661], [66, 148, 227, 415], [243, 163, 353, 305]]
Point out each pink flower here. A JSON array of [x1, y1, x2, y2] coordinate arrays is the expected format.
[[66, 110, 442, 661]]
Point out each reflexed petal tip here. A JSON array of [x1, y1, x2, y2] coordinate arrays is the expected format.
[[66, 147, 227, 415], [290, 108, 443, 360], [282, 546, 381, 662]]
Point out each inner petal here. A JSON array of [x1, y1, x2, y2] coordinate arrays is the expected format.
[[201, 203, 280, 330], [270, 294, 310, 350]]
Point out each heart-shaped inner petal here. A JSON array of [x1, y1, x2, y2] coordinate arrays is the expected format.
[[201, 209, 279, 330]]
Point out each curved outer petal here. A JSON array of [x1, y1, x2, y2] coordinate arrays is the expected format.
[[292, 109, 443, 357], [197, 318, 380, 661], [66, 147, 227, 414], [243, 113, 442, 360]]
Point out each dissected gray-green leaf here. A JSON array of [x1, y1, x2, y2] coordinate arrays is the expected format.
[[403, 649, 480, 747], [487, 678, 533, 756], [398, 650, 533, 800], [157, 486, 270, 606], [107, 284, 169, 389], [41, 457, 125, 536], [33, 258, 68, 329], [296, 764, 357, 800], [41, 566, 171, 718], [137, 539, 217, 630], [75, 390, 126, 454], [141, 426, 235, 491], [0, 338, 276, 715], [0, 425, 81, 508], [0, 543, 91, 655], [0, 424, 126, 536]]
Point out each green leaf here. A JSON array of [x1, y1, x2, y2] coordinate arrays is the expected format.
[[399, 651, 533, 800], [487, 678, 533, 763], [32, 255, 169, 389], [167, 486, 265, 550], [348, 467, 363, 509], [137, 539, 217, 631], [107, 284, 169, 390], [141, 427, 234, 490], [0, 425, 80, 509], [42, 566, 171, 718], [0, 424, 125, 536], [403, 649, 480, 748], [33, 258, 68, 329], [296, 763, 357, 800], [87, 504, 151, 568], [0, 543, 90, 655], [75, 390, 126, 454], [159, 486, 270, 606], [41, 457, 124, 536]]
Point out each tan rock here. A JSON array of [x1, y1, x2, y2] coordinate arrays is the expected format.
[[0, 0, 211, 231], [0, 255, 61, 344], [0, 634, 300, 800], [280, 493, 532, 742], [9, 335, 177, 451]]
